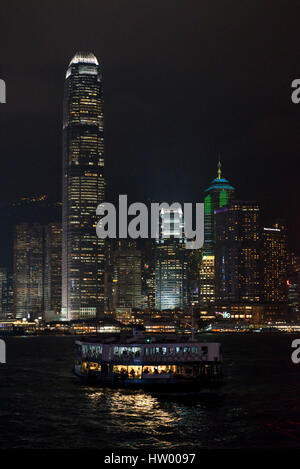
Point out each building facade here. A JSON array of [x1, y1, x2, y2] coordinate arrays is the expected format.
[[261, 222, 287, 303], [44, 222, 62, 321], [214, 201, 261, 304], [0, 268, 8, 319], [13, 223, 43, 320], [113, 247, 143, 310], [62, 52, 105, 320], [155, 206, 188, 310], [200, 162, 235, 304]]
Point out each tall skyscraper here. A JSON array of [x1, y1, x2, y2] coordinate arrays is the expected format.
[[113, 242, 143, 310], [155, 207, 188, 310], [214, 201, 261, 303], [44, 222, 62, 321], [0, 268, 8, 319], [287, 253, 300, 322], [13, 223, 43, 320], [62, 52, 105, 320], [261, 222, 287, 303], [200, 162, 235, 304]]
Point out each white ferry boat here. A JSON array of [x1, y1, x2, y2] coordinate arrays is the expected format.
[[74, 336, 223, 392]]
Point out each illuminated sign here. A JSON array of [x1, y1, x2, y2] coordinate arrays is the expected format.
[[216, 311, 231, 319]]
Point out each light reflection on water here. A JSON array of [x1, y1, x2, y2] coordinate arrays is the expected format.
[[1, 335, 300, 448], [85, 388, 182, 440]]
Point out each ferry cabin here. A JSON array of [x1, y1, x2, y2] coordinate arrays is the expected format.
[[74, 340, 222, 388]]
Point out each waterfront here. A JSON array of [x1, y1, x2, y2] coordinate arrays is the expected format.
[[0, 334, 300, 449]]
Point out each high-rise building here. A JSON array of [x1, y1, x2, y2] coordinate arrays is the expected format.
[[62, 52, 105, 320], [44, 222, 62, 321], [261, 222, 287, 303], [6, 273, 14, 318], [155, 207, 188, 310], [200, 162, 235, 304], [287, 253, 300, 322], [0, 268, 8, 319], [113, 243, 142, 310], [142, 239, 155, 310], [13, 223, 43, 320], [214, 201, 261, 303]]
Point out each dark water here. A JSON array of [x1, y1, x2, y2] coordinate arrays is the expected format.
[[0, 334, 300, 449]]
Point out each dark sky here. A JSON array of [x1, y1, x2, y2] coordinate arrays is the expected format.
[[0, 0, 300, 253]]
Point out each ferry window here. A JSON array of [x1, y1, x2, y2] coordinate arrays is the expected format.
[[202, 346, 208, 353], [145, 348, 149, 355], [161, 347, 167, 355], [175, 347, 181, 354], [169, 347, 174, 354], [116, 347, 141, 357], [191, 347, 198, 354]]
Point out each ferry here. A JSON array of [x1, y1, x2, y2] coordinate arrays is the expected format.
[[73, 335, 223, 392]]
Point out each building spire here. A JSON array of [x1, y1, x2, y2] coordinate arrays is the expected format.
[[217, 155, 222, 179]]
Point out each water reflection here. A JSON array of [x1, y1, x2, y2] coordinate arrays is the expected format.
[[83, 387, 211, 448]]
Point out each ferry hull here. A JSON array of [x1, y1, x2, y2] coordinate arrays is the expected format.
[[73, 368, 222, 393]]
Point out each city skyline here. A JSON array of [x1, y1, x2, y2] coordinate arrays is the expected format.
[[0, 1, 300, 259], [1, 1, 300, 453]]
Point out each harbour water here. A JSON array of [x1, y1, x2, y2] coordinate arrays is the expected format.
[[0, 334, 299, 449]]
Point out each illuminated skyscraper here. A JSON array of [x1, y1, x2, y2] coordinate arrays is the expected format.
[[113, 243, 142, 310], [44, 222, 62, 321], [13, 223, 43, 320], [200, 162, 235, 304], [155, 207, 188, 310], [214, 201, 261, 303], [0, 268, 8, 319], [62, 52, 105, 320], [261, 222, 287, 303]]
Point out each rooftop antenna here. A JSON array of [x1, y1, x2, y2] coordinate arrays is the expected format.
[[217, 154, 222, 179]]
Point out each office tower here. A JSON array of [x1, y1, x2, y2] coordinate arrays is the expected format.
[[13, 223, 43, 320], [44, 222, 62, 321], [287, 253, 300, 321], [200, 162, 235, 304], [0, 268, 7, 319], [6, 273, 14, 318], [142, 239, 155, 310], [62, 52, 105, 320], [155, 206, 188, 310], [187, 249, 202, 306], [0, 196, 61, 284], [261, 222, 287, 303], [214, 201, 260, 303], [113, 242, 143, 309]]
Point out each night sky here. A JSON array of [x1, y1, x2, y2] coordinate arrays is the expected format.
[[0, 0, 300, 256]]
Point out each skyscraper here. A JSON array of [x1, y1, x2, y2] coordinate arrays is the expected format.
[[13, 223, 43, 320], [261, 222, 287, 303], [113, 242, 143, 310], [214, 201, 261, 303], [200, 162, 235, 304], [62, 52, 105, 320], [155, 207, 188, 310], [0, 268, 8, 319], [44, 222, 62, 321]]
